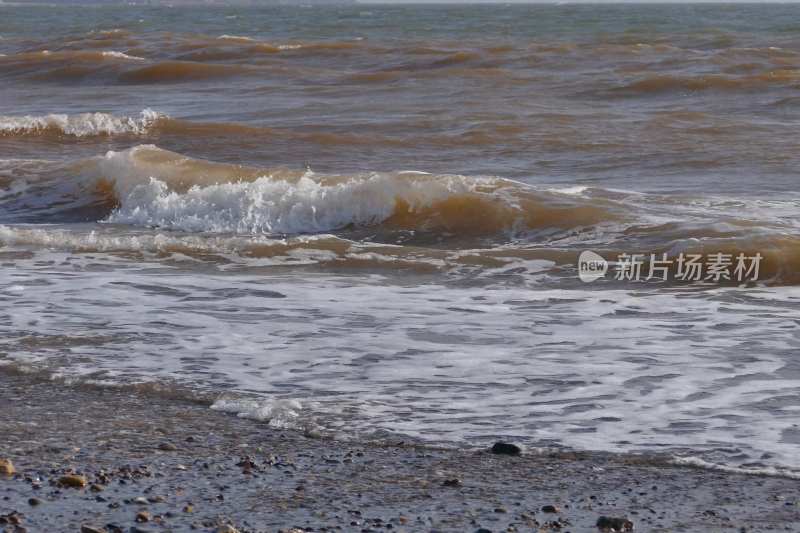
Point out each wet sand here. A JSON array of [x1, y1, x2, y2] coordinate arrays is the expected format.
[[0, 372, 798, 533]]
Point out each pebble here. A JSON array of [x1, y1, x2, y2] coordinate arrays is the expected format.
[[80, 526, 107, 533], [135, 511, 151, 523], [0, 511, 23, 525], [442, 478, 462, 487], [596, 516, 634, 532], [0, 458, 14, 476], [541, 505, 560, 513], [28, 497, 42, 506], [490, 442, 521, 456], [58, 474, 87, 488], [216, 525, 240, 533], [158, 442, 178, 451]]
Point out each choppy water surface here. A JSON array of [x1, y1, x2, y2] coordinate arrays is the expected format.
[[2, 4, 800, 477]]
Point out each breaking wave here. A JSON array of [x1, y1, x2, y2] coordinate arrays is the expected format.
[[81, 145, 616, 237], [4, 145, 800, 284], [0, 109, 165, 137]]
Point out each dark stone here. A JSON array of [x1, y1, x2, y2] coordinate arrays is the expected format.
[[80, 526, 106, 533], [541, 505, 560, 513], [596, 516, 634, 531], [442, 479, 461, 487], [157, 443, 178, 452], [58, 474, 87, 488], [28, 498, 41, 506], [0, 511, 23, 525], [236, 457, 257, 470], [490, 442, 521, 456]]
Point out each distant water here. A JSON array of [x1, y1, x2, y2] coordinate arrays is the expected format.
[[2, 4, 800, 478]]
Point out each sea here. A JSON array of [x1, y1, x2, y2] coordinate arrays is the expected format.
[[2, 2, 800, 478]]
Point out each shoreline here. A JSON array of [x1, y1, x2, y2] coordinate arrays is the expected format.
[[1, 372, 799, 532]]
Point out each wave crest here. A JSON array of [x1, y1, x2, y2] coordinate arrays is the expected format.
[[89, 145, 614, 237], [0, 109, 165, 137]]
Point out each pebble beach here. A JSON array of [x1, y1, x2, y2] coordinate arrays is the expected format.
[[1, 371, 799, 533]]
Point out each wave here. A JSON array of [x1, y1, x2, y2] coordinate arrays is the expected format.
[[86, 145, 614, 236], [0, 145, 617, 240], [210, 397, 310, 430], [0, 51, 252, 83], [6, 145, 800, 284], [0, 224, 574, 277], [0, 49, 145, 63], [100, 50, 145, 61], [118, 61, 251, 83], [217, 34, 255, 42], [0, 225, 353, 262], [0, 109, 165, 137], [349, 66, 510, 84], [614, 70, 800, 95], [4, 144, 800, 284], [0, 110, 531, 148], [0, 50, 148, 82], [172, 41, 365, 63], [672, 456, 800, 480]]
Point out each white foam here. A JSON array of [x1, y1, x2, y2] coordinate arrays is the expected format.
[[218, 34, 254, 41], [549, 185, 588, 195], [672, 456, 800, 480], [0, 179, 29, 199], [92, 28, 125, 35], [108, 175, 404, 233], [0, 224, 332, 257], [0, 109, 164, 137], [4, 250, 800, 475], [211, 397, 305, 429], [101, 50, 145, 61]]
